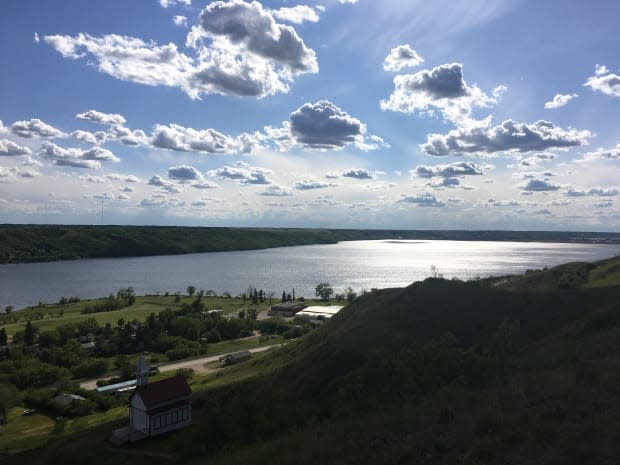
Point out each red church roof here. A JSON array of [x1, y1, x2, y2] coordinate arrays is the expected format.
[[130, 374, 192, 408]]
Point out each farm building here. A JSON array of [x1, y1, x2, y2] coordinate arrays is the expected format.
[[128, 355, 192, 439], [296, 305, 344, 320], [52, 393, 86, 407], [268, 301, 307, 317]]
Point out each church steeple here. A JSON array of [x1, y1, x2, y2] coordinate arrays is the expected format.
[[136, 353, 149, 388]]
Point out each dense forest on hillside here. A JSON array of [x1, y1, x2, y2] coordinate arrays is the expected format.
[[2, 224, 620, 263], [7, 255, 620, 464]]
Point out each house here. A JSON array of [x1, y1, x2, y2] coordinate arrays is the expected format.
[[268, 301, 307, 317], [128, 355, 192, 439], [219, 350, 252, 367]]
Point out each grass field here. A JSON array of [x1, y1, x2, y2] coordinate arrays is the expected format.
[[2, 294, 274, 337]]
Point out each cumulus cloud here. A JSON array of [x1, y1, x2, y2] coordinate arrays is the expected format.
[[76, 110, 126, 125], [566, 187, 618, 197], [71, 129, 107, 145], [412, 161, 484, 178], [38, 141, 119, 168], [151, 123, 237, 153], [593, 200, 613, 208], [342, 169, 375, 180], [383, 44, 424, 71], [584, 65, 620, 98], [208, 162, 272, 185], [43, 0, 312, 99], [160, 0, 192, 7], [108, 125, 148, 146], [105, 173, 140, 183], [422, 119, 591, 156], [168, 165, 204, 181], [258, 185, 292, 196], [426, 177, 461, 188], [173, 15, 188, 27], [147, 175, 181, 193], [520, 178, 561, 192], [544, 93, 578, 109], [488, 199, 520, 207], [0, 139, 33, 156], [583, 144, 620, 161], [294, 179, 332, 190], [11, 118, 66, 138], [380, 63, 505, 124], [398, 192, 445, 207], [271, 5, 320, 24], [192, 180, 219, 189], [288, 100, 368, 150]]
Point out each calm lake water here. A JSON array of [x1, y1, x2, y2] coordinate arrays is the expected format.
[[1, 240, 618, 310]]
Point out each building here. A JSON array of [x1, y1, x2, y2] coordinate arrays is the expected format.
[[219, 350, 252, 367], [52, 393, 86, 407], [128, 355, 192, 439], [268, 301, 307, 317]]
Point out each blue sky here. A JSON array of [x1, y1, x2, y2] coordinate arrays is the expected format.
[[1, 0, 619, 230]]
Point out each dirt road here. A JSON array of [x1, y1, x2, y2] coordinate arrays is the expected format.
[[80, 344, 278, 390]]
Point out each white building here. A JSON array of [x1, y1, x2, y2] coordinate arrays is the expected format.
[[128, 355, 192, 438]]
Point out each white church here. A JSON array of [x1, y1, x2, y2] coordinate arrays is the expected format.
[[128, 354, 192, 438]]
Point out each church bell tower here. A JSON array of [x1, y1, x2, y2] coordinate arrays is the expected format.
[[136, 353, 149, 388]]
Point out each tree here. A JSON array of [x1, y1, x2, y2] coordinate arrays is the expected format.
[[0, 328, 7, 346], [24, 320, 36, 346], [4, 305, 13, 315], [281, 291, 286, 303], [315, 283, 334, 301], [187, 285, 196, 297], [345, 287, 357, 303]]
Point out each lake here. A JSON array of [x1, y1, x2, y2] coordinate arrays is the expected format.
[[1, 240, 618, 310]]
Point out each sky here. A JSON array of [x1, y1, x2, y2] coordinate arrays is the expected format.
[[1, 0, 619, 230]]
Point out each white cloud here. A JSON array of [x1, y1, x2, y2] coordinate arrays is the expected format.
[[192, 180, 219, 189], [294, 179, 332, 190], [398, 192, 445, 207], [583, 144, 620, 161], [38, 141, 119, 168], [544, 93, 578, 109], [342, 169, 375, 180], [173, 15, 188, 27], [45, 1, 317, 100], [383, 44, 424, 72], [0, 139, 33, 156], [422, 119, 591, 156], [147, 175, 181, 193], [339, 0, 358, 3], [258, 185, 292, 196], [33, 32, 40, 43], [108, 125, 148, 146], [271, 6, 320, 24], [263, 100, 384, 152], [584, 65, 620, 98], [520, 178, 561, 192], [593, 200, 613, 208], [566, 187, 618, 197], [168, 165, 204, 181], [71, 129, 107, 145], [76, 110, 126, 125], [159, 0, 191, 8], [380, 63, 505, 124], [208, 162, 272, 185], [151, 123, 237, 153], [11, 118, 66, 138], [412, 161, 485, 178]]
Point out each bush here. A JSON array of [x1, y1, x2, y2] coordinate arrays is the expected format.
[[72, 359, 108, 378]]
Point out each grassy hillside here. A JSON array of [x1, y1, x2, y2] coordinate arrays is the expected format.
[[8, 255, 620, 464], [2, 224, 619, 263]]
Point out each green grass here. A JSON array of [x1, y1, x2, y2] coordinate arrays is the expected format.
[[0, 407, 54, 454]]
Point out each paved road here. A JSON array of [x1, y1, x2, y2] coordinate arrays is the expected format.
[[80, 344, 278, 390]]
